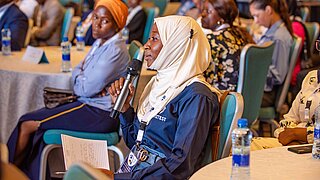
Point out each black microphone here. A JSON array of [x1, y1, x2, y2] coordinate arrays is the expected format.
[[110, 47, 144, 119]]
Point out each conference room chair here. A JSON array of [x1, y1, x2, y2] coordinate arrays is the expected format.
[[67, 16, 81, 42], [63, 162, 112, 180], [304, 22, 320, 52], [208, 92, 244, 163], [258, 36, 303, 136], [300, 6, 310, 22], [236, 42, 275, 136], [24, 18, 34, 47], [39, 41, 145, 180], [153, 0, 168, 16], [142, 7, 159, 44], [61, 8, 75, 40]]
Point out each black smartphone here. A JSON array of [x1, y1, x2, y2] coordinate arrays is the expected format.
[[287, 145, 313, 154]]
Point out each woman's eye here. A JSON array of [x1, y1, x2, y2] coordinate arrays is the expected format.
[[102, 20, 108, 24]]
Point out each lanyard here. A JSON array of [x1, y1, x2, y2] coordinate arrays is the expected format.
[[136, 107, 154, 146]]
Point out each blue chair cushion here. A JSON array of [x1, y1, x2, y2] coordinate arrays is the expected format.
[[43, 129, 119, 146]]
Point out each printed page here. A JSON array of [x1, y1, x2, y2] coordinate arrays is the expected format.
[[61, 134, 110, 170]]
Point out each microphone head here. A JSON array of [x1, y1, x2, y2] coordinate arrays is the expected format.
[[128, 47, 144, 76]]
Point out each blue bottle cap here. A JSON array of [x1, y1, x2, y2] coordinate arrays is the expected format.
[[63, 37, 68, 42], [4, 24, 9, 28], [77, 22, 82, 26], [237, 118, 248, 128]]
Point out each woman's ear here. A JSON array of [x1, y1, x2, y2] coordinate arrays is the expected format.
[[265, 5, 273, 15]]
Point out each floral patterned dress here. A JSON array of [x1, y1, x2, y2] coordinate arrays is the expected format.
[[204, 27, 248, 91]]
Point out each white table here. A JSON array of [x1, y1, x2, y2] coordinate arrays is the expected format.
[[0, 46, 156, 143], [191, 145, 320, 180]]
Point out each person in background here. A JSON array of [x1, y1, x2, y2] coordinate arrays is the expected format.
[[7, 1, 129, 179], [251, 69, 319, 150], [108, 15, 220, 179], [0, 0, 28, 51], [76, 9, 96, 45], [286, 0, 311, 97], [30, 0, 65, 46], [125, 0, 147, 44], [201, 0, 251, 91], [15, 0, 38, 18], [249, 0, 293, 107]]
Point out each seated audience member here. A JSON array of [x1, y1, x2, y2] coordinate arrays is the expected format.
[[0, 0, 28, 51], [30, 0, 65, 46], [249, 0, 293, 107], [15, 0, 38, 18], [7, 1, 129, 179], [108, 15, 220, 179], [286, 0, 310, 92], [201, 0, 251, 91], [251, 69, 319, 150], [125, 0, 147, 44], [76, 9, 95, 45]]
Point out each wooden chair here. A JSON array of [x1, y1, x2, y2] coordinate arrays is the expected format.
[[210, 92, 244, 162], [142, 7, 159, 44], [236, 42, 275, 136], [61, 8, 75, 40], [258, 36, 303, 136], [304, 22, 320, 52]]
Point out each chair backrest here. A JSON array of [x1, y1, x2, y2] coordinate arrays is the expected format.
[[129, 40, 143, 60], [67, 16, 81, 42], [300, 7, 310, 22], [275, 36, 302, 112], [153, 0, 168, 16], [237, 42, 275, 125], [128, 40, 145, 107], [142, 7, 159, 44], [63, 162, 112, 180], [61, 8, 75, 40], [304, 22, 320, 52], [24, 18, 34, 47], [216, 92, 244, 160]]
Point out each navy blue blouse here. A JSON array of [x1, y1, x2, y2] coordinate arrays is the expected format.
[[117, 82, 220, 179]]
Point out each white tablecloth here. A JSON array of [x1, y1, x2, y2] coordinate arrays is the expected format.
[[0, 46, 156, 143], [191, 145, 320, 180]]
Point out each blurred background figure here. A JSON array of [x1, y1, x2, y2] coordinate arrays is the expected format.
[[7, 0, 129, 179], [0, 0, 28, 51], [201, 0, 252, 91], [249, 0, 293, 107], [14, 0, 38, 18], [125, 0, 147, 44], [30, 0, 65, 46]]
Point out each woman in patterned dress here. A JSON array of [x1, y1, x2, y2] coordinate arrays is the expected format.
[[201, 0, 252, 91]]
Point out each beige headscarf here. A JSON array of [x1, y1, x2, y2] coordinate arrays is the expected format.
[[137, 15, 221, 124], [95, 0, 128, 30]]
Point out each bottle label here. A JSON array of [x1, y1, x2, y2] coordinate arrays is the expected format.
[[76, 36, 84, 42], [314, 128, 320, 139], [62, 54, 70, 61], [2, 39, 10, 46], [232, 154, 250, 167]]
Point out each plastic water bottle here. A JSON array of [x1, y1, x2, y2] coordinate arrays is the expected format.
[[312, 105, 320, 159], [2, 24, 11, 56], [76, 22, 85, 51], [61, 37, 72, 72], [231, 118, 252, 180], [122, 27, 129, 44]]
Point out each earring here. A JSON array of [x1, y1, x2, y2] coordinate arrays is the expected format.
[[217, 21, 221, 25]]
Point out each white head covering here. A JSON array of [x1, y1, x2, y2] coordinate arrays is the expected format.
[[137, 15, 221, 124]]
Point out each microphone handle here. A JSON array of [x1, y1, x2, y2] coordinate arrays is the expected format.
[[110, 73, 135, 118]]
